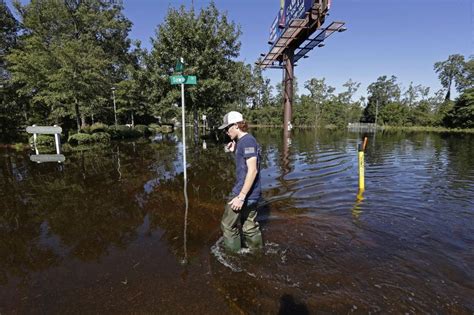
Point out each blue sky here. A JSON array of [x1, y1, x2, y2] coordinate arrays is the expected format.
[[9, 0, 473, 99]]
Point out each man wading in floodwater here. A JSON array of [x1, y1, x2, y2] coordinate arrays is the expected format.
[[219, 111, 263, 253]]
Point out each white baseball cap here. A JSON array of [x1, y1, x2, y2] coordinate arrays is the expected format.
[[218, 111, 244, 129]]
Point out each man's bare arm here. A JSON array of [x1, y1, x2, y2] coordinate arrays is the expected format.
[[228, 156, 258, 211], [239, 156, 258, 199]]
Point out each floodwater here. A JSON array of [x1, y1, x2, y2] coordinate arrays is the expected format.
[[1, 128, 473, 314]]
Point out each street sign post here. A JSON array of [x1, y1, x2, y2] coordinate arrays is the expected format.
[[170, 75, 197, 85], [169, 59, 198, 185], [170, 75, 185, 85]]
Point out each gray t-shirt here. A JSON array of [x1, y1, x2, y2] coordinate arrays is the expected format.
[[232, 134, 261, 200]]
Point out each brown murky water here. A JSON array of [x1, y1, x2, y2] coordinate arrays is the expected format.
[[1, 129, 473, 314]]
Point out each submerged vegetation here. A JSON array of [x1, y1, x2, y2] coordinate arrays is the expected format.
[[0, 1, 473, 144]]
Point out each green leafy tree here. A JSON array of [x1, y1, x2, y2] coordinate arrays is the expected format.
[[320, 99, 346, 127], [346, 102, 363, 124], [0, 0, 17, 83], [274, 82, 283, 109], [443, 88, 474, 128], [227, 61, 253, 110], [459, 56, 474, 92], [419, 85, 431, 101], [249, 65, 273, 109], [0, 0, 24, 141], [305, 78, 335, 103], [363, 75, 401, 123], [402, 83, 434, 125], [147, 3, 245, 140], [407, 101, 432, 126], [379, 102, 408, 126], [403, 82, 420, 107], [115, 44, 150, 126], [292, 95, 311, 126], [304, 77, 335, 126], [430, 89, 452, 126], [337, 79, 360, 104], [434, 54, 466, 100], [336, 79, 362, 125], [7, 0, 132, 132]]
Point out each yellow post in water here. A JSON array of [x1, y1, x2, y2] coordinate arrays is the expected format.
[[358, 137, 368, 192], [358, 150, 365, 192]]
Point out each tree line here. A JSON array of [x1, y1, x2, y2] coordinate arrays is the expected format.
[[246, 55, 473, 130], [1, 0, 473, 142]]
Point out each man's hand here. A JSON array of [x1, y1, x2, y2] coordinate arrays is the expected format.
[[228, 196, 244, 211], [226, 140, 236, 152]]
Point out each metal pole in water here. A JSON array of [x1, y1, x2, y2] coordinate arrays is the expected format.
[[177, 56, 188, 265], [181, 77, 187, 182]]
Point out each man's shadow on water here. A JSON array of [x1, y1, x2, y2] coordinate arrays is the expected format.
[[255, 200, 271, 229], [278, 294, 310, 315]]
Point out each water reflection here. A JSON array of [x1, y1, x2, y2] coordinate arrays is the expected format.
[[282, 128, 292, 177], [351, 190, 365, 221], [182, 172, 189, 265], [0, 129, 473, 313]]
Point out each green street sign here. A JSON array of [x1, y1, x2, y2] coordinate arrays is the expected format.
[[175, 60, 184, 73], [170, 75, 197, 85], [185, 75, 197, 85], [170, 75, 186, 85]]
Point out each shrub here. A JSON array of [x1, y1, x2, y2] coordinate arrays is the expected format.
[[68, 133, 94, 145], [29, 134, 55, 147], [148, 123, 162, 133], [90, 122, 109, 133], [161, 124, 174, 133], [13, 143, 29, 151], [134, 124, 151, 136], [108, 125, 141, 139], [108, 125, 128, 139], [80, 125, 92, 134], [91, 132, 111, 144]]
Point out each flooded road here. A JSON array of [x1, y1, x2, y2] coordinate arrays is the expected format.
[[1, 129, 473, 313]]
